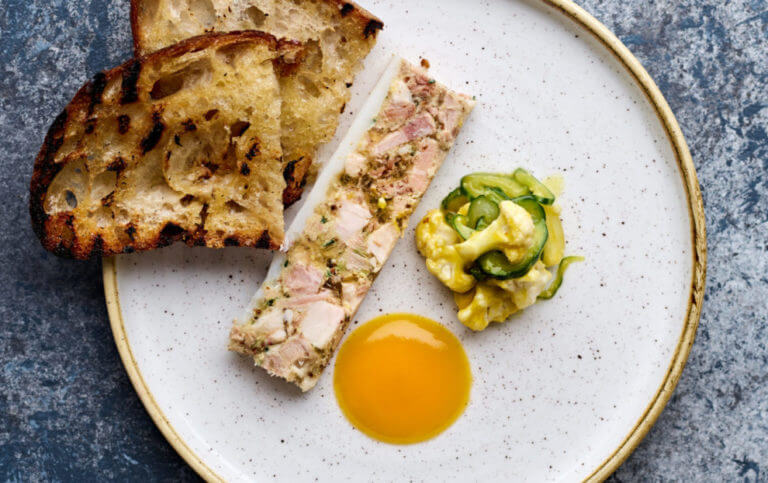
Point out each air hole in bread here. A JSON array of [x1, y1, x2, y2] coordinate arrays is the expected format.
[[45, 158, 88, 214], [150, 59, 212, 100], [216, 42, 251, 65], [225, 200, 248, 214], [180, 194, 195, 207], [245, 6, 267, 27], [65, 190, 78, 209], [230, 121, 250, 137]]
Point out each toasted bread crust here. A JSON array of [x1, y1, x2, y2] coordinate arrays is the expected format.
[[30, 32, 295, 259], [129, 0, 382, 57], [130, 0, 382, 206]]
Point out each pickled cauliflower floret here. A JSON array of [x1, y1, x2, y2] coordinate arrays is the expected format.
[[416, 209, 476, 293], [454, 262, 552, 331], [454, 201, 535, 263]]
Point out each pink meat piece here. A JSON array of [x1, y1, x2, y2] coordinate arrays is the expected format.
[[283, 264, 324, 296], [371, 131, 408, 156], [371, 113, 436, 155], [334, 200, 372, 242], [403, 113, 436, 141], [298, 301, 346, 348], [383, 101, 416, 125], [367, 223, 400, 266], [405, 139, 440, 194], [263, 336, 312, 376], [409, 74, 437, 98]]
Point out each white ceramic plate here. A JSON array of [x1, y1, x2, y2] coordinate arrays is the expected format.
[[105, 0, 706, 481]]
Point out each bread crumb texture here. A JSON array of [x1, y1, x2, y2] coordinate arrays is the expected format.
[[132, 0, 383, 204]]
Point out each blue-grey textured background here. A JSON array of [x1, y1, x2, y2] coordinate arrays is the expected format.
[[1, 0, 766, 481]]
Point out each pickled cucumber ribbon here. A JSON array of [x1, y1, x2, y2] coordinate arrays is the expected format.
[[439, 170, 579, 285]]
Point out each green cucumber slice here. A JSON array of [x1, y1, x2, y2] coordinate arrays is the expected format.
[[461, 173, 529, 200], [445, 213, 475, 240], [441, 187, 469, 213], [467, 196, 500, 229], [513, 168, 555, 205], [538, 256, 584, 299]]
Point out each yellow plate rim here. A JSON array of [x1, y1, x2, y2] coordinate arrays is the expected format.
[[102, 1, 707, 481]]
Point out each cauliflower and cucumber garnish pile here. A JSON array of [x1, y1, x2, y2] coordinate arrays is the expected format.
[[416, 170, 582, 331]]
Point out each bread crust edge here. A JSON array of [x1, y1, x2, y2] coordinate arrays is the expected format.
[[129, 0, 383, 57]]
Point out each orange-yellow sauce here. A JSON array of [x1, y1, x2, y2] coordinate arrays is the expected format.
[[334, 313, 471, 444]]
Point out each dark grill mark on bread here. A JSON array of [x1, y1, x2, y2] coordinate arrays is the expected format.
[[199, 203, 209, 226], [101, 191, 115, 207], [140, 120, 165, 154], [204, 109, 219, 120], [117, 115, 131, 134], [245, 141, 260, 160], [29, 109, 70, 243], [47, 110, 68, 156], [201, 159, 219, 176], [87, 72, 108, 115], [256, 230, 272, 248], [92, 235, 105, 256], [364, 19, 384, 38], [84, 118, 97, 134], [107, 157, 126, 172], [283, 158, 298, 184], [224, 237, 241, 247], [120, 59, 142, 104], [340, 3, 354, 16], [159, 223, 185, 245], [240, 163, 250, 175], [182, 119, 197, 131], [125, 225, 137, 241]]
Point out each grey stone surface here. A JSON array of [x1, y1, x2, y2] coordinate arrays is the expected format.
[[0, 0, 765, 481]]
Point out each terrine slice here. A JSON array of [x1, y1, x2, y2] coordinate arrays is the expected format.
[[229, 58, 475, 391]]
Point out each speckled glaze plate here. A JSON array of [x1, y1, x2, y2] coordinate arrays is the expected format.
[[104, 0, 705, 481]]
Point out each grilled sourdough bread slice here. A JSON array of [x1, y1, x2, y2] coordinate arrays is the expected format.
[[30, 32, 303, 259], [131, 0, 383, 204]]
